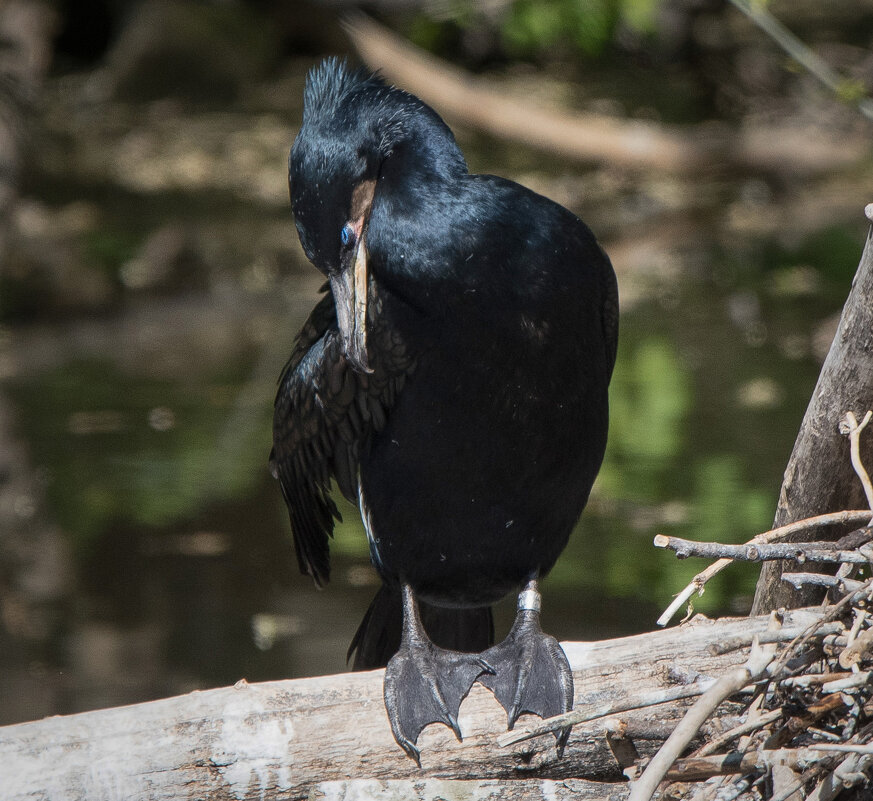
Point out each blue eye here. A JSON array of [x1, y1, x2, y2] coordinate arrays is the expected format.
[[340, 224, 355, 248]]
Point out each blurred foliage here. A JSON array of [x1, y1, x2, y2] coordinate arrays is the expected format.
[[765, 225, 867, 288], [405, 0, 660, 60], [501, 0, 658, 57], [83, 228, 141, 279], [599, 336, 691, 503]]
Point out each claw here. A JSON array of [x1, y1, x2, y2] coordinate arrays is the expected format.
[[397, 736, 421, 767], [476, 657, 496, 675], [448, 712, 462, 741]]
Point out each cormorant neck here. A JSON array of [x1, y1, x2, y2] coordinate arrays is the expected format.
[[380, 107, 466, 187], [365, 94, 470, 316]]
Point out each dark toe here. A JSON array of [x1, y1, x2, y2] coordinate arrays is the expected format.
[[383, 641, 490, 761]]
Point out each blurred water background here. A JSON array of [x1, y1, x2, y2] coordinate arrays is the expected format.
[[1, 0, 872, 726]]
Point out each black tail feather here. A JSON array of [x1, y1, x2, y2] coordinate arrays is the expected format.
[[349, 584, 494, 670]]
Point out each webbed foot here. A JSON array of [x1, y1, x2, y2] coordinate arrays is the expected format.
[[384, 584, 493, 764], [479, 580, 574, 756]]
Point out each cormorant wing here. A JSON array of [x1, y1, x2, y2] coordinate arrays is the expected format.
[[271, 285, 413, 587]]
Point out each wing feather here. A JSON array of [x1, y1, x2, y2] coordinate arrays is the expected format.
[[271, 286, 414, 587]]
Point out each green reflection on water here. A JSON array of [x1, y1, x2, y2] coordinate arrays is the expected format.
[[9, 358, 272, 551], [599, 336, 691, 502]]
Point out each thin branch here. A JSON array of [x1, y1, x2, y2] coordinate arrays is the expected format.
[[781, 572, 865, 592], [496, 680, 715, 747], [665, 746, 825, 781], [657, 511, 873, 627], [654, 535, 872, 564], [840, 411, 873, 514], [728, 0, 873, 121], [781, 672, 854, 689], [695, 707, 783, 757], [708, 622, 843, 657], [809, 743, 873, 755], [820, 672, 873, 694]]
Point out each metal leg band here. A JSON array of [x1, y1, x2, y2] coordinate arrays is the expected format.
[[518, 587, 541, 612]]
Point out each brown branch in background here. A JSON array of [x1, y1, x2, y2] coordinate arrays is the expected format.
[[341, 13, 869, 176], [342, 12, 702, 173]]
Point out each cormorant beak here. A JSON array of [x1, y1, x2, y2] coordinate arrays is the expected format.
[[331, 179, 376, 374], [331, 228, 371, 373]]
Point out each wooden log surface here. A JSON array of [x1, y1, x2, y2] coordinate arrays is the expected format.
[[308, 778, 630, 800], [2, 607, 828, 801], [752, 211, 873, 614]]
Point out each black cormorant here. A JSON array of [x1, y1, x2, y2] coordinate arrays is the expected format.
[[271, 58, 618, 763]]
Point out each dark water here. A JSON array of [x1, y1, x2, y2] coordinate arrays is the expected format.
[[0, 70, 868, 726]]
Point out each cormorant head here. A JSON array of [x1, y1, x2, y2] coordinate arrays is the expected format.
[[289, 60, 384, 275], [289, 58, 465, 372]]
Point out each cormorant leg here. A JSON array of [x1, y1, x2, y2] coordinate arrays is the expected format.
[[478, 579, 574, 756], [383, 583, 494, 765]]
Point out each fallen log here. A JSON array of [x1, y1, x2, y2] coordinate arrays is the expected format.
[[309, 778, 630, 800], [1, 607, 830, 801]]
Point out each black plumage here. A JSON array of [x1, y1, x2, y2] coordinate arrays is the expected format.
[[271, 58, 618, 762]]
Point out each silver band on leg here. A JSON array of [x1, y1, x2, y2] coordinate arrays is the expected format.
[[518, 587, 541, 612]]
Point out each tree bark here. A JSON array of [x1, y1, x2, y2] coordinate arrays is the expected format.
[[1, 607, 825, 801], [752, 211, 873, 614]]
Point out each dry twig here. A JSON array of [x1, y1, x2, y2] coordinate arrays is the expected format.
[[840, 411, 873, 515], [642, 408, 873, 799], [654, 535, 873, 564], [627, 639, 777, 801], [497, 680, 715, 748], [657, 511, 873, 627]]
